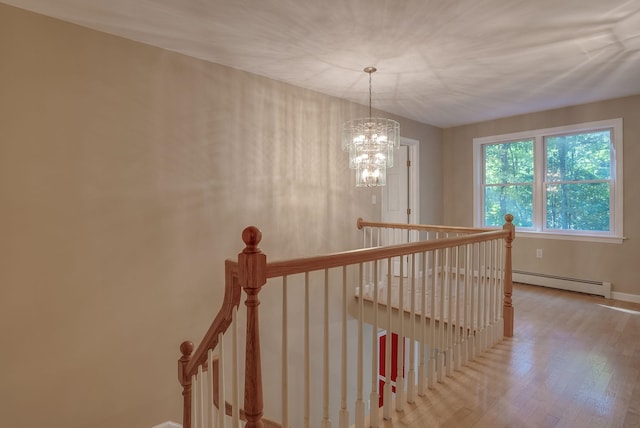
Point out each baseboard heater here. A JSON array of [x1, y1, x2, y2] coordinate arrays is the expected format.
[[513, 271, 611, 299]]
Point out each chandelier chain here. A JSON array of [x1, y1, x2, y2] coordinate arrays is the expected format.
[[369, 71, 372, 119]]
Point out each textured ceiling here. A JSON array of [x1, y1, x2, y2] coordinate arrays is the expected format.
[[3, 0, 640, 127]]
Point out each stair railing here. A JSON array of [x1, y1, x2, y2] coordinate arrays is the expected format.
[[178, 215, 515, 428]]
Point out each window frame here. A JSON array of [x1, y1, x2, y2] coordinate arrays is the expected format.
[[473, 118, 624, 244]]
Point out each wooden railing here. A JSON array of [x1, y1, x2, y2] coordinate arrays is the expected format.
[[178, 215, 515, 428]]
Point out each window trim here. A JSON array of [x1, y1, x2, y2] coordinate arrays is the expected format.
[[473, 118, 624, 244]]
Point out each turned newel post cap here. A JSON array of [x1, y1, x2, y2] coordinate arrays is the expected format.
[[178, 341, 194, 385], [239, 226, 267, 288], [242, 226, 262, 253], [180, 340, 194, 357], [503, 213, 515, 241]]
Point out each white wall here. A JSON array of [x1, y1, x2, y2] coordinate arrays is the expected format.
[[0, 4, 442, 427]]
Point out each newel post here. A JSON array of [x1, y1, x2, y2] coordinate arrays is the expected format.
[[238, 226, 267, 428], [178, 340, 194, 428], [502, 214, 516, 337]]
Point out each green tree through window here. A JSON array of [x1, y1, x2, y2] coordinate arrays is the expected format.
[[545, 131, 611, 231], [483, 140, 533, 227], [473, 119, 623, 241]]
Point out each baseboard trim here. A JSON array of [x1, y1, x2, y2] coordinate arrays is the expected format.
[[152, 422, 181, 428], [611, 291, 640, 304]]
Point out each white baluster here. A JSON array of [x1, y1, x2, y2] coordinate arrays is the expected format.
[[396, 256, 405, 412], [481, 241, 487, 353], [489, 240, 497, 346], [437, 248, 445, 383], [445, 247, 453, 377], [207, 350, 213, 428], [471, 242, 477, 355], [339, 267, 349, 428], [198, 365, 205, 428], [322, 269, 331, 428], [355, 264, 365, 428], [383, 258, 392, 420], [483, 241, 489, 352], [418, 251, 427, 397], [304, 272, 310, 428], [463, 244, 471, 366], [282, 277, 289, 428], [480, 242, 485, 353], [363, 226, 367, 249], [475, 243, 481, 353], [217, 333, 225, 428], [370, 261, 379, 428], [407, 253, 416, 404], [428, 250, 436, 389], [231, 309, 239, 427], [192, 373, 198, 428], [488, 241, 493, 349], [454, 245, 462, 371], [497, 239, 503, 343], [496, 239, 502, 342]]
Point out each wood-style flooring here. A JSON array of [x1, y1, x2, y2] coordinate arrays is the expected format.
[[378, 283, 640, 427]]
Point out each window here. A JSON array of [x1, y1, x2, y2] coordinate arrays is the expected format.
[[473, 119, 623, 243]]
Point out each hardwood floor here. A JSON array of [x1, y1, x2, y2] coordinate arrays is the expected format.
[[379, 283, 640, 427]]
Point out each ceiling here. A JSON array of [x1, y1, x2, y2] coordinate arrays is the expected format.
[[3, 0, 640, 127]]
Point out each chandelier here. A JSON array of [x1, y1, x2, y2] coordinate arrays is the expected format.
[[342, 67, 400, 187]]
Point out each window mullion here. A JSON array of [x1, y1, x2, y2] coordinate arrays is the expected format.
[[534, 135, 545, 232]]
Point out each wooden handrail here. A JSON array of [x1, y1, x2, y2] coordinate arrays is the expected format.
[[178, 260, 242, 428], [179, 216, 515, 428], [265, 229, 509, 279], [356, 218, 493, 234], [182, 260, 242, 378], [179, 259, 243, 428]]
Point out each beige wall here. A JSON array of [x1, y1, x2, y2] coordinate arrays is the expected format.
[[0, 4, 442, 428], [443, 95, 640, 297]]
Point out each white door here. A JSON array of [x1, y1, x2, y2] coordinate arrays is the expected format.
[[384, 145, 410, 225], [382, 143, 415, 276]]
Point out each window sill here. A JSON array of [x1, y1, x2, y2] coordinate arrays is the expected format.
[[516, 231, 625, 244]]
